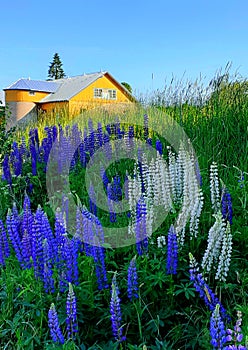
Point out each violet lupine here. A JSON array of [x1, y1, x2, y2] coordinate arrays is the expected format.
[[189, 253, 230, 321], [31, 206, 45, 279], [110, 274, 126, 342], [6, 208, 23, 266], [30, 142, 37, 176], [166, 225, 178, 275], [89, 184, 97, 217], [66, 283, 78, 340], [155, 139, 163, 155], [21, 195, 33, 268], [225, 311, 247, 350], [11, 141, 22, 176], [2, 154, 12, 185], [107, 183, 117, 223], [210, 304, 227, 349], [43, 238, 55, 293], [127, 256, 139, 301], [0, 219, 10, 266], [48, 303, 65, 344], [135, 197, 148, 256], [221, 188, 233, 225]]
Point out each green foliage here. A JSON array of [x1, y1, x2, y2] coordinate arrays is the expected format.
[[48, 53, 66, 80], [0, 66, 248, 349], [121, 82, 133, 94]]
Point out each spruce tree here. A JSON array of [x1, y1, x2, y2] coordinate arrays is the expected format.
[[47, 53, 66, 80]]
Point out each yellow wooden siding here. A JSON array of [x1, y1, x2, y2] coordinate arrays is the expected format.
[[70, 76, 132, 104], [40, 101, 69, 114], [5, 90, 50, 103]]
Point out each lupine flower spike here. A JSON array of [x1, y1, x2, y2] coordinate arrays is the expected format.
[[166, 225, 178, 275], [110, 273, 126, 342], [48, 303, 65, 344], [66, 283, 78, 340], [210, 304, 227, 349], [127, 256, 139, 301]]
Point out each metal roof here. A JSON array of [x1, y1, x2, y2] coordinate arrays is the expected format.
[[4, 78, 60, 93], [39, 72, 105, 103]]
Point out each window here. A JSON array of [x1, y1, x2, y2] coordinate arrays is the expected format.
[[108, 89, 117, 100], [29, 91, 35, 96], [93, 88, 117, 100], [94, 88, 102, 98]]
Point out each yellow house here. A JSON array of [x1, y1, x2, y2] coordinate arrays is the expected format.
[[4, 71, 136, 127]]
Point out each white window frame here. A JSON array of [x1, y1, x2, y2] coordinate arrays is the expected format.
[[93, 88, 117, 100]]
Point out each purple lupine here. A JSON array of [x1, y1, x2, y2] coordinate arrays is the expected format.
[[30, 143, 37, 176], [221, 188, 233, 225], [107, 183, 116, 223], [89, 184, 97, 217], [210, 304, 227, 349], [135, 197, 148, 256], [103, 133, 112, 161], [21, 195, 33, 268], [194, 159, 203, 187], [43, 239, 55, 293], [48, 303, 65, 344], [0, 219, 10, 266], [155, 139, 163, 155], [6, 208, 23, 266], [225, 311, 247, 349], [11, 141, 22, 176], [100, 166, 109, 191], [110, 274, 126, 342], [189, 253, 230, 321], [90, 216, 108, 290], [166, 225, 178, 275], [31, 206, 45, 279], [127, 256, 139, 301], [66, 283, 78, 339], [2, 154, 12, 185]]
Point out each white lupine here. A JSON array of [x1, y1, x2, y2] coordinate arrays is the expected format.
[[215, 222, 232, 282], [157, 236, 166, 248], [210, 162, 221, 213], [167, 146, 177, 200], [155, 154, 173, 211], [174, 145, 186, 202], [201, 211, 226, 272]]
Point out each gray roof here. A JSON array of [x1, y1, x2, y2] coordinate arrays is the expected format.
[[4, 78, 59, 93], [40, 72, 106, 103]]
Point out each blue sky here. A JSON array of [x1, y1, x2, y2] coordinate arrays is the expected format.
[[1, 0, 248, 103]]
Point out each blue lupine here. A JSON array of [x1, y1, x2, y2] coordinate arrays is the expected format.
[[103, 133, 112, 161], [89, 184, 97, 217], [30, 143, 37, 176], [32, 206, 46, 279], [101, 166, 109, 191], [195, 159, 203, 187], [210, 304, 227, 349], [189, 253, 230, 321], [48, 303, 65, 344], [0, 219, 10, 266], [166, 225, 178, 275], [127, 256, 139, 301], [221, 189, 233, 225], [2, 154, 12, 185], [93, 245, 108, 290], [21, 195, 33, 266], [135, 197, 148, 255], [110, 274, 126, 342], [66, 283, 78, 339], [107, 183, 116, 223], [6, 208, 23, 266], [11, 141, 22, 176], [43, 239, 55, 293], [155, 139, 163, 155], [225, 311, 247, 349]]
